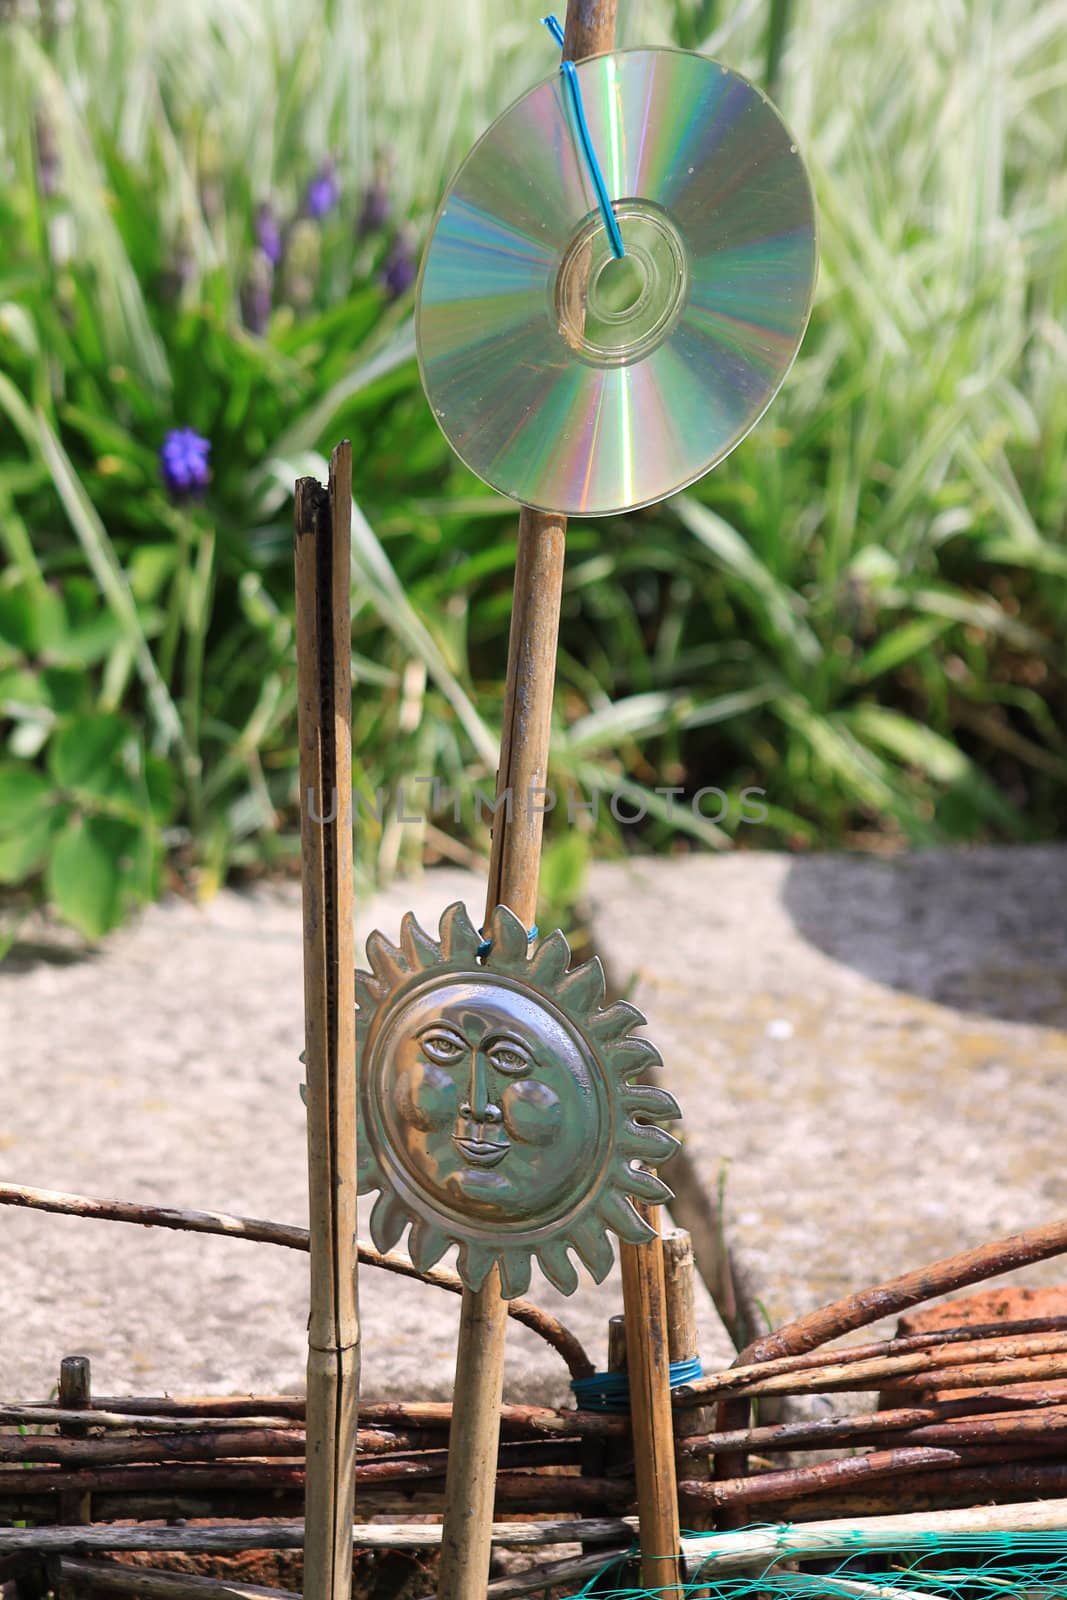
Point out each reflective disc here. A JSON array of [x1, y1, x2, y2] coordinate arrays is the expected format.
[[416, 48, 818, 517]]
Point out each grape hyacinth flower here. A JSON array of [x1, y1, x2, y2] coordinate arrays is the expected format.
[[357, 179, 390, 238], [255, 202, 283, 266], [305, 157, 340, 220], [382, 227, 417, 300], [159, 428, 211, 501]]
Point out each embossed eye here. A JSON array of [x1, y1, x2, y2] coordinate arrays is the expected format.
[[419, 1029, 466, 1065], [487, 1042, 531, 1075]]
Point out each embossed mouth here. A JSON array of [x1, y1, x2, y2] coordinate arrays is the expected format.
[[452, 1133, 510, 1167]]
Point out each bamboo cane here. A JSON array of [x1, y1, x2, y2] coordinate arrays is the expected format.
[[620, 1201, 682, 1598], [436, 14, 620, 1598], [294, 440, 359, 1600]]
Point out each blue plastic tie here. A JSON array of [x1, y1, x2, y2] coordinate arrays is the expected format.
[[571, 1356, 704, 1413], [542, 14, 625, 259], [478, 924, 539, 958]]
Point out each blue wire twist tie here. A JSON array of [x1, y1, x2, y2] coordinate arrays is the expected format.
[[478, 924, 539, 958], [571, 1357, 704, 1413], [541, 14, 625, 259]]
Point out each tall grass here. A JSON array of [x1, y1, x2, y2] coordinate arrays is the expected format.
[[0, 0, 1065, 937]]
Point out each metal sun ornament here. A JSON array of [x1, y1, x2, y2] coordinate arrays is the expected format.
[[356, 901, 681, 1300]]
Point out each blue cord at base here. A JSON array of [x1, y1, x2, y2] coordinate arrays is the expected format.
[[478, 924, 539, 958], [572, 1357, 704, 1413]]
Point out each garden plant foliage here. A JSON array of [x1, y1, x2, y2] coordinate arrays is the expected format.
[[0, 0, 1064, 939]]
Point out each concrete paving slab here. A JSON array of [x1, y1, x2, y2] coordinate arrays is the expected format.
[[586, 845, 1067, 1354], [0, 870, 732, 1405]]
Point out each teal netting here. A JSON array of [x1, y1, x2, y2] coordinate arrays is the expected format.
[[566, 1530, 1067, 1599]]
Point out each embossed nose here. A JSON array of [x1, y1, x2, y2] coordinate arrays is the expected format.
[[453, 1069, 510, 1166]]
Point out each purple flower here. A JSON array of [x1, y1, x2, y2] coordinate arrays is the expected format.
[[357, 179, 390, 238], [255, 203, 283, 266], [305, 158, 340, 221], [159, 428, 211, 500], [381, 229, 417, 300]]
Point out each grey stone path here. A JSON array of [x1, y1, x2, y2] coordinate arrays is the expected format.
[[5, 845, 1066, 1407], [588, 845, 1067, 1348], [0, 868, 730, 1405]]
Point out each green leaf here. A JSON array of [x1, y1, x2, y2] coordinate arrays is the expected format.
[[672, 496, 823, 670], [34, 411, 184, 753], [45, 814, 125, 940], [0, 804, 66, 884], [0, 761, 53, 828], [48, 713, 131, 794], [39, 666, 91, 715], [128, 544, 178, 604], [0, 587, 37, 654], [855, 618, 951, 682], [848, 705, 971, 784], [43, 614, 127, 668], [0, 667, 50, 711], [144, 753, 177, 823]]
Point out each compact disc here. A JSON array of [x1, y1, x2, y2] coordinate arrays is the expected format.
[[415, 48, 817, 517]]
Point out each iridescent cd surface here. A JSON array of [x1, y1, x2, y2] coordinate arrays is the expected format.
[[416, 48, 818, 517]]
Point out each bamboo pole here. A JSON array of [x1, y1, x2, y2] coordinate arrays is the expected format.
[[663, 1228, 708, 1461], [663, 1226, 711, 1599], [437, 12, 619, 1598], [620, 1201, 682, 1599], [294, 440, 359, 1600]]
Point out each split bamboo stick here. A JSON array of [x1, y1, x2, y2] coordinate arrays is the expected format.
[[295, 440, 359, 1600], [620, 1201, 682, 1599]]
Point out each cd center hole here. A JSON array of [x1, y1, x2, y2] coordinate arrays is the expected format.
[[595, 254, 645, 315]]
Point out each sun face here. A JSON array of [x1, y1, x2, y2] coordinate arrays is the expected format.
[[356, 901, 682, 1299]]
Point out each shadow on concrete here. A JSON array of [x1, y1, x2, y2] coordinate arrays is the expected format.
[[1, 938, 100, 975], [780, 844, 1067, 1028]]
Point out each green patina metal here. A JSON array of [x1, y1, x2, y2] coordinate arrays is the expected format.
[[355, 900, 681, 1299]]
